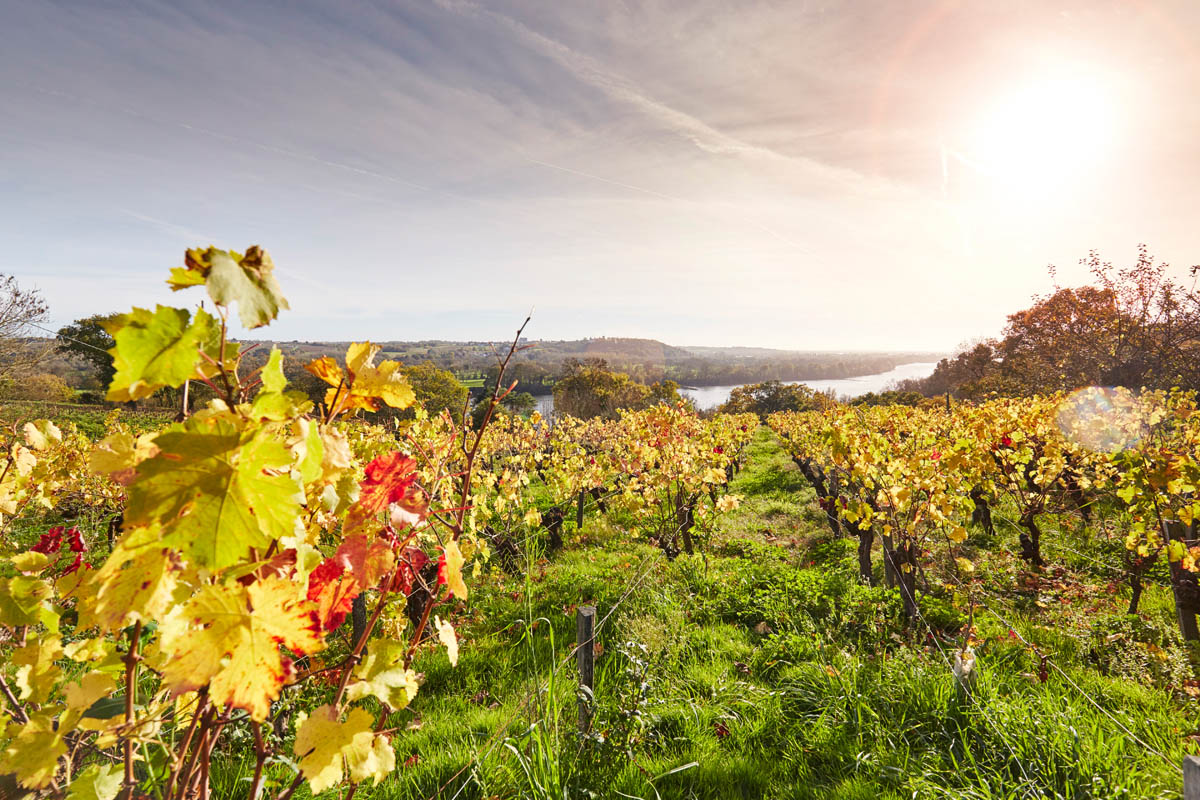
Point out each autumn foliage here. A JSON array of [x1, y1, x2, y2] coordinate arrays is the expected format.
[[0, 245, 755, 799], [0, 246, 472, 799], [909, 246, 1200, 398]]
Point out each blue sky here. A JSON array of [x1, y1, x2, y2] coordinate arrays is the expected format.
[[5, 0, 1199, 350]]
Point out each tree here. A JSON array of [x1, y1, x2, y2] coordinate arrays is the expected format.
[[719, 380, 823, 419], [552, 359, 681, 420], [469, 390, 537, 428], [484, 361, 551, 396], [906, 246, 1200, 397], [55, 314, 118, 390], [999, 285, 1124, 393], [400, 363, 469, 422], [901, 341, 1013, 400], [0, 274, 50, 385], [0, 372, 73, 402], [502, 390, 537, 416], [849, 390, 925, 408]]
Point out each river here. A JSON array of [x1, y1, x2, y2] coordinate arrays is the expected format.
[[534, 361, 938, 415]]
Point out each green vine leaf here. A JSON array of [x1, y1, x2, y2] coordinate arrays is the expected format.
[[125, 415, 303, 569], [104, 305, 218, 402]]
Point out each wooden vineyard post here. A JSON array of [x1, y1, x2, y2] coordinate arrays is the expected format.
[[577, 489, 586, 532], [576, 605, 596, 734], [179, 378, 190, 421], [952, 648, 976, 711], [1184, 755, 1200, 800]]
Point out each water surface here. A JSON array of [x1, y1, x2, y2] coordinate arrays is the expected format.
[[534, 361, 937, 415]]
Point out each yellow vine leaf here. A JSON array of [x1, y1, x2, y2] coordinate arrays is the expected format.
[[11, 551, 50, 574], [11, 443, 36, 477], [103, 305, 218, 402], [442, 539, 468, 600], [0, 712, 67, 789], [260, 346, 287, 393], [22, 420, 61, 451], [160, 577, 323, 721], [305, 343, 414, 413], [0, 574, 51, 627], [89, 430, 160, 486], [435, 615, 459, 666], [13, 635, 63, 703], [172, 246, 289, 329], [304, 356, 342, 386], [91, 527, 178, 633], [288, 419, 324, 484], [349, 361, 414, 410], [64, 672, 119, 715], [346, 729, 396, 787], [320, 427, 354, 475], [1168, 539, 1186, 562], [345, 640, 420, 709], [63, 637, 119, 665], [61, 671, 120, 732], [295, 705, 392, 793]]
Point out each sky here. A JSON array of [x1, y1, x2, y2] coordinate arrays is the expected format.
[[4, 0, 1200, 351]]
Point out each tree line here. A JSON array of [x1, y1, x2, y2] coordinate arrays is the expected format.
[[899, 246, 1200, 400], [9, 245, 1199, 418]]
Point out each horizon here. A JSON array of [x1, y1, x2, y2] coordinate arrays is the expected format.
[[7, 1, 1200, 350], [31, 328, 948, 358]]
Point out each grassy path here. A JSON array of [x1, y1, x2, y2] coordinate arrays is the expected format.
[[230, 427, 1193, 799]]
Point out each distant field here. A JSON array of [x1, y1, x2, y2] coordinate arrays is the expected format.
[[0, 400, 174, 438]]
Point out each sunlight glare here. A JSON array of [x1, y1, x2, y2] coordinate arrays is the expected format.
[[964, 68, 1118, 190], [1055, 386, 1145, 453]]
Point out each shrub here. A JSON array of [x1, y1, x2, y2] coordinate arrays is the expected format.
[[3, 372, 74, 402]]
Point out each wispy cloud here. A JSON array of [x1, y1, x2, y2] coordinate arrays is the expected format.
[[435, 0, 897, 191], [4, 0, 1200, 349]]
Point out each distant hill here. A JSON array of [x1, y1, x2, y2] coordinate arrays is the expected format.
[[28, 333, 945, 395], [236, 338, 945, 393]]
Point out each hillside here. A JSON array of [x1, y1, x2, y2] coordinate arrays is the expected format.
[[31, 334, 943, 393]]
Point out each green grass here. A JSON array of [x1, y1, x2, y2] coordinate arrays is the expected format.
[[205, 427, 1200, 798]]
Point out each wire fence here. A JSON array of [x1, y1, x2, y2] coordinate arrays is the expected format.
[[889, 562, 1044, 798], [433, 547, 666, 800], [940, 570, 1180, 771]]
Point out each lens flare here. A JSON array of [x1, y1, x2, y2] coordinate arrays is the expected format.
[[1055, 386, 1145, 452]]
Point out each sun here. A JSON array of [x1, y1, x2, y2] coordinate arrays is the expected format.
[[961, 66, 1119, 189]]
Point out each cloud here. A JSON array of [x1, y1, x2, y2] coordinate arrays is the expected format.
[[5, 0, 1200, 351]]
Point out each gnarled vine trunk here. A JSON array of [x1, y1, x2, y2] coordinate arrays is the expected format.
[[1163, 520, 1200, 641], [1018, 511, 1046, 568], [792, 456, 840, 536], [675, 492, 696, 556], [969, 488, 994, 536], [847, 520, 874, 586], [881, 534, 898, 588], [893, 540, 920, 623]]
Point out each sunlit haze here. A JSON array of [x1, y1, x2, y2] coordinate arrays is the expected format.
[[5, 1, 1199, 350], [962, 63, 1120, 189]]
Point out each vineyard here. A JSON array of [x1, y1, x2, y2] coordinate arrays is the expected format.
[[2, 248, 1199, 799]]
